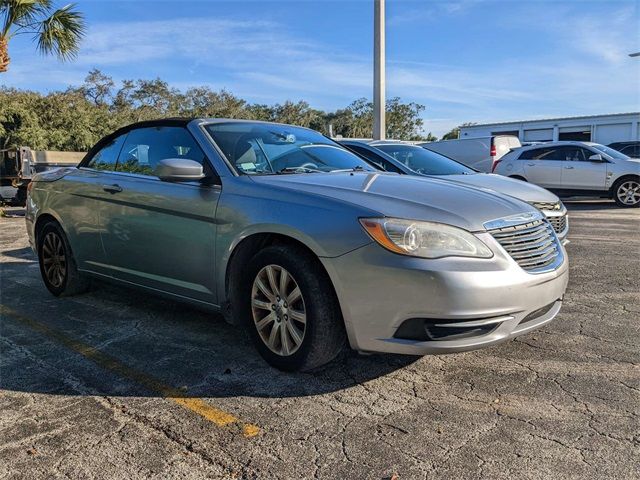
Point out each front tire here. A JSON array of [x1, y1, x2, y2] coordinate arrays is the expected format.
[[37, 221, 90, 297], [612, 177, 640, 208], [239, 244, 346, 371]]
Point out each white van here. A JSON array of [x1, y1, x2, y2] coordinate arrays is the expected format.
[[419, 135, 522, 173]]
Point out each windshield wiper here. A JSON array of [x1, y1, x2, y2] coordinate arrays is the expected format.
[[277, 166, 323, 174], [330, 166, 367, 173]]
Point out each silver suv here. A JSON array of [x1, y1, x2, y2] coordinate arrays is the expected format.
[[495, 141, 640, 207]]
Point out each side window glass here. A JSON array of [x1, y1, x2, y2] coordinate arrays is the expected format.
[[556, 146, 582, 161], [349, 146, 404, 173], [380, 160, 403, 174], [86, 134, 126, 171], [518, 149, 533, 160], [520, 148, 551, 160], [577, 148, 595, 161], [351, 146, 386, 170], [117, 126, 206, 176], [525, 147, 578, 161]]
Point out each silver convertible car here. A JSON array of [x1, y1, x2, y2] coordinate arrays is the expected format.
[[26, 119, 569, 371]]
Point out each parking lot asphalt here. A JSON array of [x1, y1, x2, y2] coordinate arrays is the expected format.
[[1, 201, 639, 479]]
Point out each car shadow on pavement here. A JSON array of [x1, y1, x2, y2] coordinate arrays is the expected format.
[[1, 246, 34, 259], [1, 259, 419, 401], [0, 207, 26, 217]]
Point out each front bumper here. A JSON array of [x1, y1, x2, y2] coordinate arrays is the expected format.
[[321, 235, 568, 356]]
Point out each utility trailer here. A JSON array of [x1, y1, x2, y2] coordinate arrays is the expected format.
[[0, 147, 85, 206]]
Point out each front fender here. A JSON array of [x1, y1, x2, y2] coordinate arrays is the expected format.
[[213, 184, 375, 303]]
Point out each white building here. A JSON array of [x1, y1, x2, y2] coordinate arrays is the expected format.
[[459, 112, 640, 145]]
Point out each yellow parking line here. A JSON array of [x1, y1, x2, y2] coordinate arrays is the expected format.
[[0, 304, 261, 437]]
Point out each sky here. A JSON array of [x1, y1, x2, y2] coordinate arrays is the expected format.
[[2, 0, 639, 137]]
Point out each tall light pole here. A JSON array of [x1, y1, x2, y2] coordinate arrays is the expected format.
[[373, 0, 385, 140]]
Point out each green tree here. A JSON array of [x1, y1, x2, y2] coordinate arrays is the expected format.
[[127, 78, 183, 120], [246, 103, 275, 122], [329, 97, 427, 140], [441, 127, 459, 140], [441, 122, 476, 141], [80, 68, 115, 106], [0, 71, 435, 151], [181, 87, 248, 119], [385, 97, 426, 140], [272, 101, 324, 129], [0, 87, 46, 148], [1, 0, 85, 73], [421, 132, 438, 142]]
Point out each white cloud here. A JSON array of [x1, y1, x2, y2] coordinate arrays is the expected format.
[[504, 3, 638, 66], [388, 0, 483, 26]]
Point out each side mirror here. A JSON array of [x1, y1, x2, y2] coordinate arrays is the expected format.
[[588, 153, 604, 162], [155, 158, 205, 182]]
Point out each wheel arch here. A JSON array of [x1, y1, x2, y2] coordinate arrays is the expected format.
[[610, 173, 640, 192], [610, 174, 640, 204], [33, 211, 66, 253], [222, 231, 339, 326]]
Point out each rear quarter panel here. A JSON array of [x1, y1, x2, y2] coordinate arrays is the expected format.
[[495, 152, 525, 178], [28, 169, 108, 267]]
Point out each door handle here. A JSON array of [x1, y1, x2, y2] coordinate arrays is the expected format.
[[102, 184, 123, 193], [527, 163, 535, 166], [564, 166, 574, 170]]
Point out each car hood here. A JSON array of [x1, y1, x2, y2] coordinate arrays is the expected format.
[[435, 173, 559, 204], [251, 172, 538, 232]]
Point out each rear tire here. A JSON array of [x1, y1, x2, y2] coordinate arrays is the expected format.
[[612, 177, 640, 208], [37, 221, 90, 297], [237, 244, 346, 371]]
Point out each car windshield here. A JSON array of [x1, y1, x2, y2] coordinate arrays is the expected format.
[[375, 144, 476, 175], [205, 123, 374, 175], [591, 144, 630, 161]]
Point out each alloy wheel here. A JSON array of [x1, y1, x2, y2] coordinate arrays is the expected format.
[[617, 181, 640, 206], [251, 264, 307, 356], [42, 231, 67, 288]]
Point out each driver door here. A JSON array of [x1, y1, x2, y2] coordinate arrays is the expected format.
[[98, 125, 220, 304], [560, 147, 607, 190]]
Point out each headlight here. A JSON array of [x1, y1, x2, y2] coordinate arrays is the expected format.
[[359, 217, 493, 259]]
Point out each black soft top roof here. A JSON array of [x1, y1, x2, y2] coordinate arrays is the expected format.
[[79, 118, 195, 166]]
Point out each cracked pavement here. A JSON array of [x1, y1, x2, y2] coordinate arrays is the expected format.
[[0, 201, 638, 479]]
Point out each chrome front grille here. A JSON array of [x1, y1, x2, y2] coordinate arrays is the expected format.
[[488, 218, 562, 273], [529, 202, 567, 235], [547, 215, 567, 235], [531, 201, 561, 211]]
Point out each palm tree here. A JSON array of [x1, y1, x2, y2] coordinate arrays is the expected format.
[[1, 1, 85, 73]]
